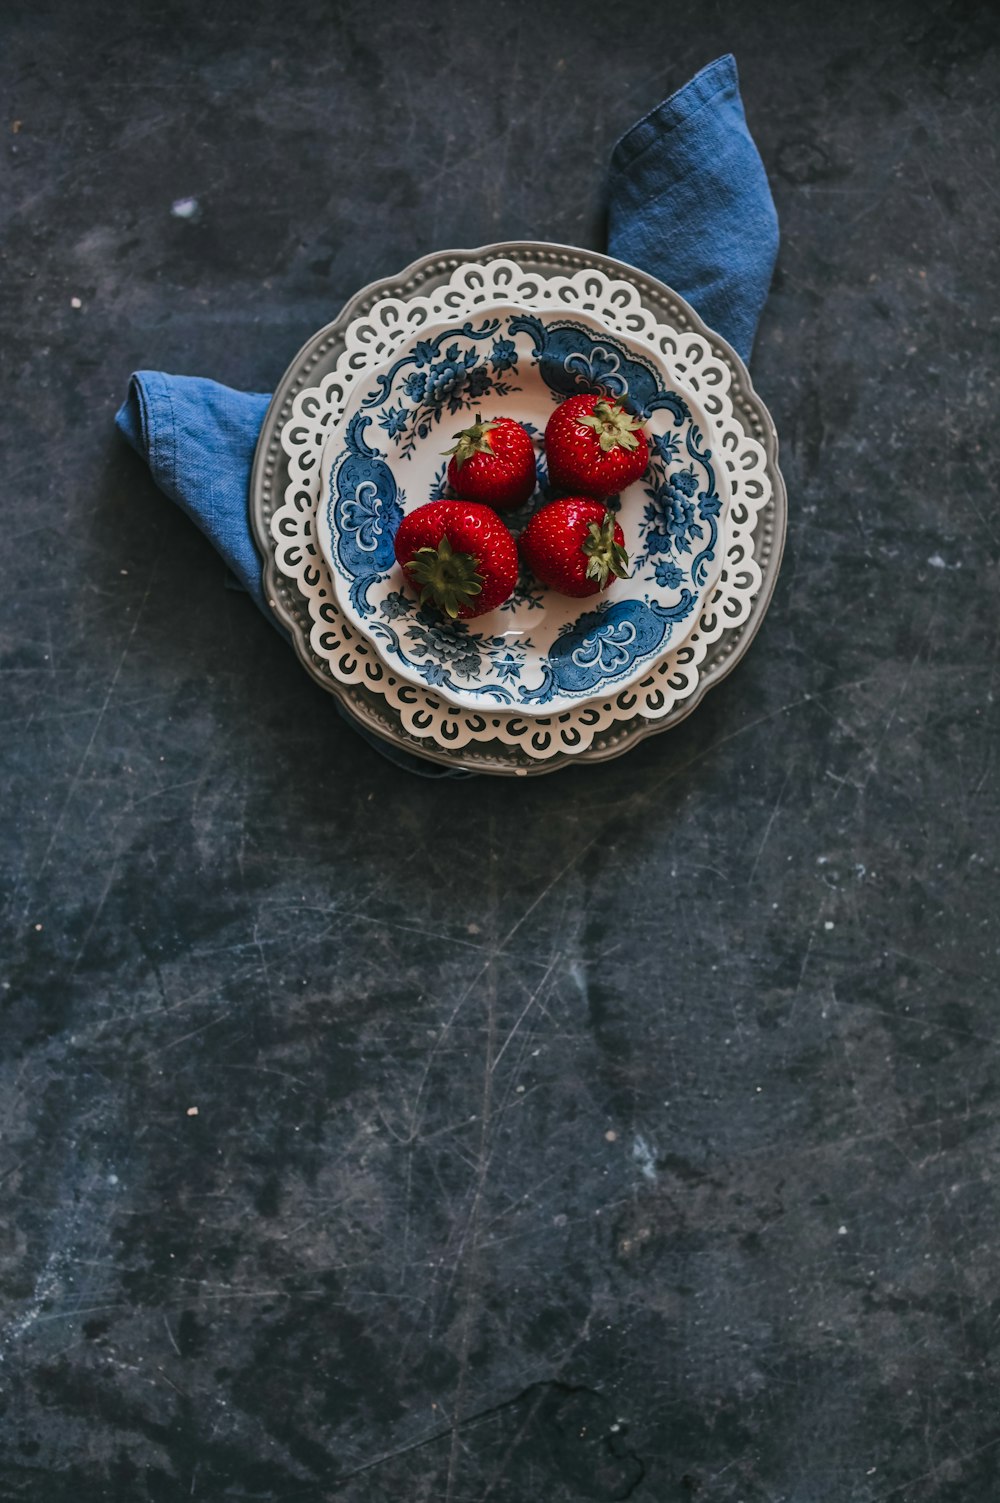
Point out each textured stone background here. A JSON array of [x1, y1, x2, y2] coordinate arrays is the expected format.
[[2, 1, 999, 1498]]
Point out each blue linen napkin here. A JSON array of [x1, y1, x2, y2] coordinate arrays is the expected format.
[[607, 53, 778, 369], [116, 53, 777, 777]]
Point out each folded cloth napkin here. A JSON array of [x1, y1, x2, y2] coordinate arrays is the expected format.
[[116, 53, 777, 778]]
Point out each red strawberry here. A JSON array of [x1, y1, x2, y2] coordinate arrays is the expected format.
[[394, 500, 518, 619], [544, 395, 649, 499], [444, 415, 536, 510], [518, 497, 630, 598]]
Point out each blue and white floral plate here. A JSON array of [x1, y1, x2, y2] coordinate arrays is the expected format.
[[317, 305, 729, 716], [259, 244, 785, 773]]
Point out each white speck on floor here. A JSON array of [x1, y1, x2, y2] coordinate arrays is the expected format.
[[631, 1135, 657, 1180], [171, 196, 199, 219]]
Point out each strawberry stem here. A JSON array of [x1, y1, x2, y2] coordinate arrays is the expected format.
[[443, 414, 498, 471], [578, 399, 643, 453], [581, 510, 630, 587], [404, 534, 483, 619]]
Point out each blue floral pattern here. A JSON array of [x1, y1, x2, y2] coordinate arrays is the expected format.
[[642, 470, 703, 555], [507, 312, 692, 424], [321, 306, 729, 711], [363, 320, 522, 459], [328, 413, 404, 612], [499, 566, 546, 614], [652, 432, 682, 465], [428, 460, 454, 502], [378, 405, 408, 439], [491, 338, 517, 372], [652, 559, 686, 589], [563, 344, 627, 396], [634, 421, 721, 588], [520, 596, 698, 702], [372, 594, 531, 702]]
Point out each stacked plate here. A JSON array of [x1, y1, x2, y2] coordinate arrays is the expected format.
[[251, 244, 786, 776]]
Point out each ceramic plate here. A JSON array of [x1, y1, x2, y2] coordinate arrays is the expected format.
[[250, 242, 787, 775], [317, 305, 728, 715]]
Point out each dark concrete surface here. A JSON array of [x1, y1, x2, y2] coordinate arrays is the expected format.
[[2, 1, 999, 1498]]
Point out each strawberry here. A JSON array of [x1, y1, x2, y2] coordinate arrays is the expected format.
[[518, 497, 630, 598], [544, 395, 649, 499], [444, 415, 536, 510], [394, 500, 518, 619]]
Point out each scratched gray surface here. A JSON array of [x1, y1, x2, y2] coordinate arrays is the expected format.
[[2, 1, 999, 1500]]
